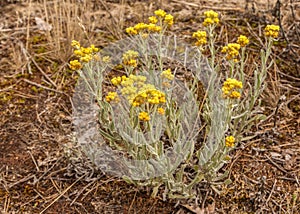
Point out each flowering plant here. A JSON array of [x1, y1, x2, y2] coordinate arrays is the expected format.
[[71, 9, 280, 199]]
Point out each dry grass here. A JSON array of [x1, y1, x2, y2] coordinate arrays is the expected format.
[[0, 0, 299, 213]]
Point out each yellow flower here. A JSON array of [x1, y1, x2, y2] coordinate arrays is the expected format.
[[111, 76, 122, 86], [159, 94, 166, 103], [81, 47, 92, 55], [90, 44, 99, 53], [102, 56, 111, 63], [225, 136, 235, 148], [71, 40, 80, 49], [164, 14, 174, 27], [74, 49, 85, 57], [105, 92, 119, 103], [149, 16, 158, 24], [139, 111, 150, 121], [122, 50, 139, 60], [117, 74, 166, 107], [192, 30, 207, 46], [229, 91, 241, 99], [80, 54, 92, 63], [126, 27, 138, 35], [223, 78, 243, 89], [203, 10, 219, 26], [71, 42, 100, 63], [161, 68, 174, 80], [222, 78, 243, 99], [221, 43, 241, 60], [204, 10, 219, 19], [93, 55, 100, 61], [147, 23, 162, 33], [157, 107, 165, 115], [154, 9, 167, 18], [122, 50, 139, 67], [264, 25, 280, 38], [124, 59, 137, 67], [134, 22, 149, 31], [69, 60, 82, 70], [237, 35, 249, 47]]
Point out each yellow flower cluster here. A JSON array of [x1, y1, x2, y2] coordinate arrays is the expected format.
[[221, 43, 241, 61], [71, 40, 80, 49], [192, 30, 207, 46], [102, 56, 111, 63], [149, 16, 158, 24], [125, 9, 173, 35], [132, 87, 166, 106], [109, 74, 166, 107], [105, 92, 119, 103], [164, 14, 174, 27], [154, 9, 167, 17], [237, 35, 249, 47], [222, 78, 243, 99], [225, 136, 235, 148], [111, 75, 127, 86], [122, 50, 139, 67], [203, 10, 219, 27], [157, 107, 165, 115], [126, 22, 161, 35], [264, 25, 280, 38], [139, 111, 150, 121], [160, 68, 174, 80], [69, 60, 82, 70], [69, 40, 100, 70]]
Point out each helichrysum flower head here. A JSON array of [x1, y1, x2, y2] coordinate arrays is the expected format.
[[225, 136, 235, 147], [126, 23, 149, 35], [139, 111, 150, 121], [203, 10, 219, 26], [125, 9, 173, 35], [134, 23, 149, 31], [122, 50, 139, 67], [74, 49, 85, 57], [71, 42, 99, 64], [264, 25, 280, 38], [164, 14, 174, 27], [105, 92, 119, 103], [192, 30, 207, 46], [149, 16, 158, 24], [90, 44, 99, 53], [69, 60, 82, 70], [80, 54, 92, 63], [237, 35, 249, 47], [124, 59, 137, 67], [204, 10, 219, 19], [157, 107, 165, 115], [221, 43, 241, 60], [102, 56, 111, 63], [111, 76, 122, 86], [147, 23, 162, 33], [80, 47, 92, 55], [71, 40, 80, 49], [125, 26, 138, 35], [222, 78, 243, 99], [123, 50, 139, 59], [154, 9, 167, 18], [114, 74, 165, 107], [161, 68, 174, 80]]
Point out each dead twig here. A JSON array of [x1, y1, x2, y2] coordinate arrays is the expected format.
[[22, 79, 63, 94], [39, 174, 86, 214], [265, 155, 289, 174]]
